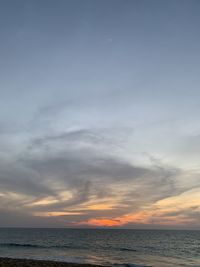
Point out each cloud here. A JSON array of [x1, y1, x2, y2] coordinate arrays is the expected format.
[[0, 128, 186, 227]]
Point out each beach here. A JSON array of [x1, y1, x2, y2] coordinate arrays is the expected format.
[[0, 258, 106, 267]]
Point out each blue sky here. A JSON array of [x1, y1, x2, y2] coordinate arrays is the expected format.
[[0, 0, 200, 228]]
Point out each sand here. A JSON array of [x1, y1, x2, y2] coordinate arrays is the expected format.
[[0, 258, 108, 267]]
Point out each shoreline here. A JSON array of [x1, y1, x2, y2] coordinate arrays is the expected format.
[[0, 258, 109, 267]]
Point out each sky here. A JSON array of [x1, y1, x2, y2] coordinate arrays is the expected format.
[[0, 0, 200, 229]]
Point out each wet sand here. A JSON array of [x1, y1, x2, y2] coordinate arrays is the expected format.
[[0, 258, 108, 267]]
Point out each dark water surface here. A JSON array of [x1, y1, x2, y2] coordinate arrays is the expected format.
[[0, 228, 200, 267]]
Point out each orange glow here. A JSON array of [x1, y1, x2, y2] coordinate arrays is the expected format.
[[34, 211, 83, 217], [78, 211, 149, 227], [28, 197, 58, 206], [86, 203, 115, 210], [77, 188, 200, 227], [80, 218, 122, 227], [77, 205, 199, 227]]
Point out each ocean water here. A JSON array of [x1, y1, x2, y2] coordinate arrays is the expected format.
[[0, 228, 200, 267]]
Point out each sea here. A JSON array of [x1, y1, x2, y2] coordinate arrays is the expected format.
[[0, 228, 200, 267]]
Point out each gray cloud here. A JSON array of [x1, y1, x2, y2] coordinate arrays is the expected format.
[[0, 128, 185, 227]]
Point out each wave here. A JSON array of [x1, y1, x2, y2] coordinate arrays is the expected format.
[[0, 243, 44, 248], [0, 243, 94, 250], [119, 248, 138, 252], [0, 243, 138, 253]]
